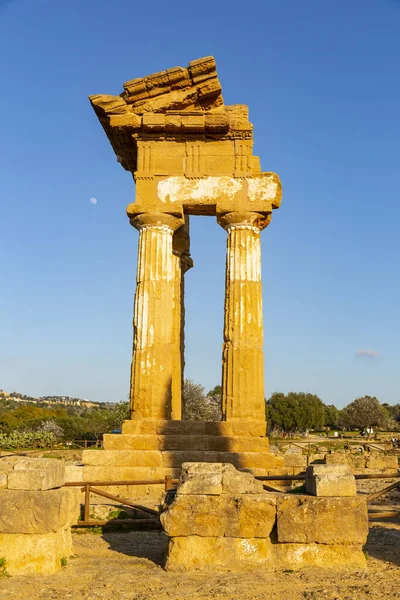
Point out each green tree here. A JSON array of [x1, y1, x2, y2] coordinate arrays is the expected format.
[[339, 396, 388, 434], [324, 405, 340, 429], [267, 392, 325, 433]]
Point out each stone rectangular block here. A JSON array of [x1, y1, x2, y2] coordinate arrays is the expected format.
[[277, 495, 368, 545], [230, 421, 267, 437], [82, 449, 162, 468], [272, 543, 366, 570], [161, 451, 218, 467], [161, 494, 234, 536], [64, 464, 83, 483], [83, 465, 179, 482], [221, 464, 263, 495], [0, 474, 7, 489], [284, 454, 307, 468], [306, 464, 356, 497], [224, 494, 276, 538], [204, 422, 234, 436], [366, 454, 398, 470], [325, 453, 352, 466], [0, 488, 79, 534], [7, 458, 65, 491], [0, 527, 73, 575], [164, 536, 271, 572], [177, 472, 223, 495], [103, 434, 210, 452], [161, 492, 276, 539], [208, 437, 269, 453], [236, 452, 278, 469]]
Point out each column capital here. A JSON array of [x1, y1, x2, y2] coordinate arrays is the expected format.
[[217, 211, 271, 233], [130, 212, 184, 233]]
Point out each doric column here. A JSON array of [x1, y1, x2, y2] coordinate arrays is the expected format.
[[129, 212, 184, 420], [218, 211, 271, 422], [171, 217, 193, 420]]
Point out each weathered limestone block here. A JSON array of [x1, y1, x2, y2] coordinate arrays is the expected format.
[[177, 462, 264, 496], [0, 527, 73, 575], [0, 457, 65, 490], [161, 494, 235, 536], [162, 493, 276, 538], [366, 453, 398, 471], [177, 462, 223, 495], [0, 488, 80, 534], [277, 495, 368, 545], [224, 494, 276, 538], [221, 463, 264, 494], [64, 464, 83, 482], [283, 454, 308, 468], [236, 452, 279, 469], [272, 543, 367, 570], [306, 464, 356, 497], [83, 465, 180, 483], [162, 450, 220, 467], [208, 436, 269, 453], [0, 474, 7, 489], [352, 455, 367, 469], [325, 453, 352, 466], [164, 536, 272, 572]]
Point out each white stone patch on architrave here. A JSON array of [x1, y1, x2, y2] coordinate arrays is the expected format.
[[247, 177, 278, 201], [158, 176, 242, 203]]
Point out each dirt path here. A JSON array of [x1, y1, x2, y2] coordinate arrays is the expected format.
[[1, 519, 399, 600]]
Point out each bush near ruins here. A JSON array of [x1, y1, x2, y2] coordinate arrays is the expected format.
[[0, 400, 130, 443], [182, 379, 222, 421], [0, 430, 57, 449]]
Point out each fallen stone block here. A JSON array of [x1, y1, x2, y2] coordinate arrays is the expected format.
[[277, 495, 368, 545], [306, 464, 356, 497]]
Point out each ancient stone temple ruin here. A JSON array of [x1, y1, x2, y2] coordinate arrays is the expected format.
[[84, 56, 284, 497]]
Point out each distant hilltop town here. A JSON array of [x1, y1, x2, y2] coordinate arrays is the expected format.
[[0, 389, 115, 408]]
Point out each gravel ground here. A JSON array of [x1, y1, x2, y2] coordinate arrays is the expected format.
[[2, 482, 400, 600]]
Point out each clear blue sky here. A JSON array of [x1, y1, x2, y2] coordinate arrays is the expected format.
[[1, 0, 399, 407]]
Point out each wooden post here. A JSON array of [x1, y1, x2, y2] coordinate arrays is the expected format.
[[84, 485, 90, 523], [84, 439, 88, 449], [165, 476, 172, 492]]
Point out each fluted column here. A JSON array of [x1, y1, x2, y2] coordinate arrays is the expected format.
[[218, 211, 271, 422], [129, 212, 184, 420], [171, 217, 193, 419]]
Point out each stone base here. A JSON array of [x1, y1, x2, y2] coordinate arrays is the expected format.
[[161, 463, 369, 573], [0, 527, 73, 575], [164, 537, 367, 572], [81, 420, 283, 503]]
